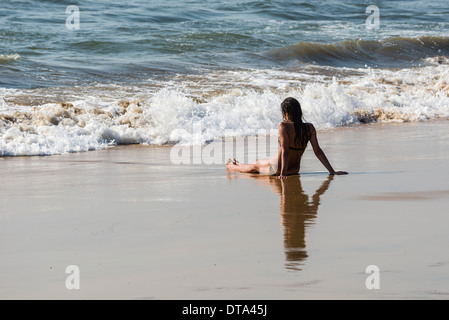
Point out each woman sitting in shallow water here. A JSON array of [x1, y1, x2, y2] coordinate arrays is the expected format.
[[226, 97, 348, 179]]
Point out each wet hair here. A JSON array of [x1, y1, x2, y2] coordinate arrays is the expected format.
[[281, 97, 310, 148]]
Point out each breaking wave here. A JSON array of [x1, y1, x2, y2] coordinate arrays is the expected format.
[[265, 36, 449, 68], [0, 54, 21, 64], [1, 54, 449, 156]]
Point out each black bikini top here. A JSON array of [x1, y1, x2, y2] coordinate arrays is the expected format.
[[278, 123, 312, 151], [289, 146, 305, 151], [278, 137, 306, 151]]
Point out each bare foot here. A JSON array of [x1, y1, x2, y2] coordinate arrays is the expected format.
[[226, 158, 239, 169], [226, 163, 239, 171]]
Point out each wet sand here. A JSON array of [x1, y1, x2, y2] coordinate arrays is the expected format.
[[1, 119, 449, 299]]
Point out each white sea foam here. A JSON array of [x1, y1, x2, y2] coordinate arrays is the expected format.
[[0, 54, 21, 63], [1, 62, 449, 156]]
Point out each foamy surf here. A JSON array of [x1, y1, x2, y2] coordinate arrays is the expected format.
[[1, 58, 449, 156], [0, 54, 21, 64]]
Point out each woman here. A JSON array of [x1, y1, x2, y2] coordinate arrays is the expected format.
[[226, 97, 348, 178]]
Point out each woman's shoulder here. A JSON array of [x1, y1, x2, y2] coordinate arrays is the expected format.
[[278, 121, 315, 129], [305, 123, 316, 136], [305, 123, 316, 129], [278, 121, 293, 128]]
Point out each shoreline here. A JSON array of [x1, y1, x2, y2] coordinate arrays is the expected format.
[[1, 118, 448, 160]]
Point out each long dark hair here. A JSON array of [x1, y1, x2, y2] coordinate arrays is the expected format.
[[281, 97, 310, 148]]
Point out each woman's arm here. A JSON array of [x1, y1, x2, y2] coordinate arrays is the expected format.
[[278, 122, 290, 179], [309, 124, 348, 175]]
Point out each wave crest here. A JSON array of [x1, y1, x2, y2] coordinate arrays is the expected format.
[[265, 36, 449, 68], [0, 54, 21, 64]]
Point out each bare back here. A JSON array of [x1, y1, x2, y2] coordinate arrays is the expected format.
[[277, 122, 313, 175]]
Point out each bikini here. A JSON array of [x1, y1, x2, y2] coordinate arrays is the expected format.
[[264, 126, 311, 175], [278, 137, 306, 152], [262, 138, 306, 176]]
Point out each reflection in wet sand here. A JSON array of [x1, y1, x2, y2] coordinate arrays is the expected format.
[[234, 174, 334, 272], [358, 190, 449, 201]]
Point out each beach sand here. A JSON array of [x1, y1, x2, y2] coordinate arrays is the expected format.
[[1, 119, 449, 300]]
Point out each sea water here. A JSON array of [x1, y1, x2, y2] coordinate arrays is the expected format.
[[1, 0, 448, 156]]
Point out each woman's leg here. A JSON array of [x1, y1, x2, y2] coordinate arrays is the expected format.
[[226, 159, 271, 174], [226, 163, 258, 173]]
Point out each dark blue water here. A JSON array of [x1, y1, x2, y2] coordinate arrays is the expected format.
[[1, 0, 448, 88]]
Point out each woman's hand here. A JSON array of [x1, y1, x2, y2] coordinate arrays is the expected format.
[[277, 174, 288, 180]]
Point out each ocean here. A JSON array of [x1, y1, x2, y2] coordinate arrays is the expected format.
[[1, 0, 448, 156]]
